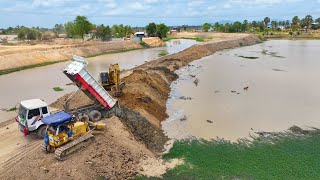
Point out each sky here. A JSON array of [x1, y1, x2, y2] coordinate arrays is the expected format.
[[0, 0, 319, 28]]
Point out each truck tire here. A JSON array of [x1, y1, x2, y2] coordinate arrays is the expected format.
[[79, 114, 90, 122], [37, 125, 46, 138], [89, 110, 102, 122]]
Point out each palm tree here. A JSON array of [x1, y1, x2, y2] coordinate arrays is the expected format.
[[292, 16, 300, 26], [305, 15, 313, 32], [264, 17, 270, 27]]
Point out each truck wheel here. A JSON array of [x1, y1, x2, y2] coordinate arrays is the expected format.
[[79, 114, 90, 122], [37, 125, 46, 138], [89, 110, 102, 122]]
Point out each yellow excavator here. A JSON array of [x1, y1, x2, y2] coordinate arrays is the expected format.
[[99, 64, 125, 97]]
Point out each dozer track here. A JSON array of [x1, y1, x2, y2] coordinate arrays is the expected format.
[[54, 132, 94, 161]]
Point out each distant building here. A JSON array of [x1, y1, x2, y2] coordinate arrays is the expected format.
[[170, 27, 178, 35], [85, 30, 97, 40], [134, 32, 145, 38]]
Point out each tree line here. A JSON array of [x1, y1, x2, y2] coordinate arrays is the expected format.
[[0, 16, 171, 41], [203, 15, 320, 33]]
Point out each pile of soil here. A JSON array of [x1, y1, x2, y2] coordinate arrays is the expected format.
[[1, 117, 156, 180], [142, 37, 165, 47]]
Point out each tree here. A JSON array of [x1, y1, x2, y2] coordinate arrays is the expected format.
[[53, 24, 64, 34], [26, 29, 37, 40], [242, 20, 248, 31], [251, 21, 257, 28], [96, 24, 112, 41], [285, 20, 291, 29], [202, 23, 211, 32], [292, 16, 300, 26], [305, 15, 313, 32], [112, 24, 133, 38], [316, 18, 320, 24], [233, 21, 242, 32], [181, 25, 188, 31], [264, 17, 270, 27], [73, 16, 92, 40], [146, 22, 157, 37], [156, 23, 169, 39], [271, 21, 278, 29], [213, 22, 222, 31], [258, 21, 265, 32], [64, 21, 75, 37], [17, 30, 26, 40]]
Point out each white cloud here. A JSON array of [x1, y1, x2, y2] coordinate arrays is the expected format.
[[32, 0, 64, 7], [187, 0, 206, 7], [144, 0, 159, 4], [208, 5, 216, 10], [224, 3, 231, 8], [129, 2, 146, 10]]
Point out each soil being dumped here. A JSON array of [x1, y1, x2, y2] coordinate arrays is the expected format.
[[0, 34, 261, 179]]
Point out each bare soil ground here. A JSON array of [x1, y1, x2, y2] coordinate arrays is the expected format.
[[0, 40, 142, 71], [0, 34, 261, 179], [173, 32, 249, 41]]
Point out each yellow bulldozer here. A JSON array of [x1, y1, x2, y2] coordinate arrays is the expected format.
[[42, 111, 105, 160], [99, 64, 125, 97]]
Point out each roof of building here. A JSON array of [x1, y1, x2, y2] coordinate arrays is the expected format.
[[42, 111, 73, 126], [134, 32, 145, 35], [21, 99, 48, 109]]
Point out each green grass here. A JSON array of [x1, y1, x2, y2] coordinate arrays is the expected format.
[[0, 60, 66, 76], [149, 129, 320, 179], [158, 51, 169, 57], [238, 55, 259, 59], [53, 87, 64, 92]]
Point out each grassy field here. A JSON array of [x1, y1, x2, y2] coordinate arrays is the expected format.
[[141, 128, 320, 179]]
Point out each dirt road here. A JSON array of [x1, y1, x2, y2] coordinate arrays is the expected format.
[[0, 34, 261, 179]]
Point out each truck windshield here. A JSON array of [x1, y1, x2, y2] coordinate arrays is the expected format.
[[18, 106, 27, 119]]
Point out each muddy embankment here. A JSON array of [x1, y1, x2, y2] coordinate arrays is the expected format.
[[1, 34, 261, 179], [0, 37, 163, 72]]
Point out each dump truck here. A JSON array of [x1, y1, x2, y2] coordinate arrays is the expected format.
[[16, 55, 117, 138]]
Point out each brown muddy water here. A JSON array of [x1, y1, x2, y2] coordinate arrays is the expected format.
[[0, 39, 199, 122], [163, 40, 320, 141]]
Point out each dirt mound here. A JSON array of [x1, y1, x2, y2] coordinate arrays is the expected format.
[[118, 70, 170, 127], [142, 37, 165, 47], [50, 92, 93, 110], [1, 117, 156, 180]]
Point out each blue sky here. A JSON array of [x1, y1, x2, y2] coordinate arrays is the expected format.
[[0, 0, 319, 28]]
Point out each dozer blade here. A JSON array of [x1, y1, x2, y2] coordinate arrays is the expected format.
[[54, 132, 94, 161]]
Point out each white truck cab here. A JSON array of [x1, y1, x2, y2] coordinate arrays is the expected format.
[[16, 99, 51, 138]]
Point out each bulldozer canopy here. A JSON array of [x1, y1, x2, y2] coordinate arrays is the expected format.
[[42, 112, 73, 126]]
